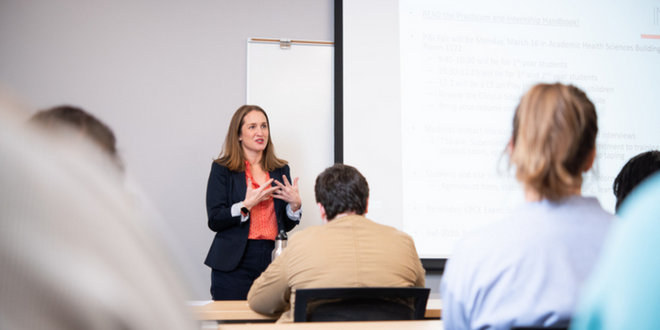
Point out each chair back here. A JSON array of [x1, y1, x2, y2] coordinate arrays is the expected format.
[[293, 287, 430, 322]]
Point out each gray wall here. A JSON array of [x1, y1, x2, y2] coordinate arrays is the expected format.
[[0, 0, 441, 300]]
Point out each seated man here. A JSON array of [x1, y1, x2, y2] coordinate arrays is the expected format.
[[247, 164, 426, 322]]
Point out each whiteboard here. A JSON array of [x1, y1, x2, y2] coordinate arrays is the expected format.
[[247, 39, 334, 231]]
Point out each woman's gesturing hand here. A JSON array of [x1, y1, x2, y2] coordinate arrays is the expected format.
[[243, 178, 278, 210], [273, 175, 301, 212]]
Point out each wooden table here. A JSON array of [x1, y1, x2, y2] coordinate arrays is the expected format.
[[425, 299, 442, 318], [216, 320, 444, 330], [188, 299, 442, 322], [189, 301, 278, 322]]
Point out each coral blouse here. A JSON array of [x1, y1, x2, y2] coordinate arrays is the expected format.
[[245, 161, 278, 240]]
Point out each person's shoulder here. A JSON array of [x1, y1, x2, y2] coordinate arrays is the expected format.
[[568, 196, 615, 227], [276, 164, 290, 173], [286, 224, 324, 247], [290, 224, 319, 237], [358, 216, 416, 241], [211, 161, 239, 174], [210, 161, 227, 174], [211, 161, 227, 169], [209, 162, 244, 184], [448, 214, 524, 266]]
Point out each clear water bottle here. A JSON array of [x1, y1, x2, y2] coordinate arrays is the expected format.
[[271, 230, 288, 261]]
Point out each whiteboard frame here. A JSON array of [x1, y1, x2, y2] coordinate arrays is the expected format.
[[246, 38, 335, 232]]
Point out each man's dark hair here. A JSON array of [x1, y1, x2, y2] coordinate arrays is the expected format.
[[613, 150, 660, 212], [29, 105, 123, 171], [314, 164, 369, 221]]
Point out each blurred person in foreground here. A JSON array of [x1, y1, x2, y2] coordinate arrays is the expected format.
[[247, 164, 425, 323], [28, 104, 202, 298], [571, 172, 660, 330], [441, 83, 614, 330], [612, 150, 660, 213], [0, 102, 195, 330]]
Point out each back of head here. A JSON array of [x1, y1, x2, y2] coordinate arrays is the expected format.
[[510, 83, 598, 201], [613, 150, 660, 212], [29, 105, 123, 171], [314, 164, 369, 221]]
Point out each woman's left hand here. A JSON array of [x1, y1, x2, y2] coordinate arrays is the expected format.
[[273, 175, 301, 212]]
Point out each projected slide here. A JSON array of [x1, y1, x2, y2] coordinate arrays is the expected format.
[[343, 0, 660, 258]]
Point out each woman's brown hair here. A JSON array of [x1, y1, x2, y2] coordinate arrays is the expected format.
[[215, 105, 287, 172], [510, 83, 598, 201]]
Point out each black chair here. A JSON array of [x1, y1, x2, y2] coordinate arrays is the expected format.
[[293, 287, 430, 322]]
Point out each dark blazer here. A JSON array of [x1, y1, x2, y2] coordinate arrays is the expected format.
[[204, 162, 300, 272]]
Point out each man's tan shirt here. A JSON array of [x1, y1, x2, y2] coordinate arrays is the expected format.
[[247, 214, 426, 322]]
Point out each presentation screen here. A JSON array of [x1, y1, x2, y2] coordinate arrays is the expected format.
[[342, 0, 660, 259]]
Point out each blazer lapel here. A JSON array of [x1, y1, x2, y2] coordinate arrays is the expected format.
[[233, 171, 247, 202], [270, 168, 284, 214]]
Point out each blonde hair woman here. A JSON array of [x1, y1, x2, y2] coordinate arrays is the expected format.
[[204, 105, 302, 300], [440, 83, 614, 330]]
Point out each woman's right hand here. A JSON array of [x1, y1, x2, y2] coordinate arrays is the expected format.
[[243, 178, 278, 210]]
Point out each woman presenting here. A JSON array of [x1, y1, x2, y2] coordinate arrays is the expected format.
[[204, 105, 301, 300]]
